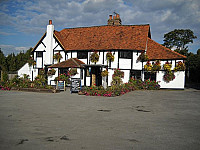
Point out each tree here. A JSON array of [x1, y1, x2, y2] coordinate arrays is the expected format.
[[197, 49, 200, 55], [186, 51, 200, 83], [163, 29, 197, 56]]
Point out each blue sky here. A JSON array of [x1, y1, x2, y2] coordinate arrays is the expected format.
[[0, 0, 200, 56]]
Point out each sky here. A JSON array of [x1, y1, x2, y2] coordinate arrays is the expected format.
[[0, 0, 200, 56]]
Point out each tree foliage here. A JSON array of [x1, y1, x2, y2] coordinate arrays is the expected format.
[[163, 29, 199, 83], [186, 51, 200, 83], [0, 47, 32, 73], [163, 29, 197, 56]]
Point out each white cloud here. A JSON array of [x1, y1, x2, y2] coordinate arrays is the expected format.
[[0, 0, 199, 53], [0, 44, 31, 56]]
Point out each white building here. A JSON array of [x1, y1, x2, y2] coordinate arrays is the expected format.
[[18, 14, 186, 89]]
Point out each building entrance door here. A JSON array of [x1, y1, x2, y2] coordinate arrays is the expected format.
[[91, 66, 102, 86]]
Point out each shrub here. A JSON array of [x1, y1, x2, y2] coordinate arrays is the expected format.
[[27, 56, 36, 67], [82, 78, 160, 97]]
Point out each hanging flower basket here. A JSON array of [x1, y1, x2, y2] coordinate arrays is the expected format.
[[68, 68, 78, 76], [137, 52, 149, 62], [39, 69, 45, 75], [112, 68, 124, 78], [101, 70, 109, 77], [54, 73, 70, 84], [163, 62, 172, 71], [111, 69, 124, 85], [27, 57, 36, 67], [174, 61, 185, 72], [163, 71, 175, 82], [90, 51, 99, 63], [47, 69, 56, 76], [106, 52, 115, 62], [152, 60, 161, 72], [53, 52, 63, 62], [144, 61, 152, 72]]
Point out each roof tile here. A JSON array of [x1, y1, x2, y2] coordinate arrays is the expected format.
[[49, 58, 85, 68], [147, 38, 186, 60], [54, 25, 150, 51]]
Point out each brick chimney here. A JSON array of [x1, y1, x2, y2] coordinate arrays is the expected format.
[[49, 20, 52, 25], [107, 14, 114, 25], [107, 13, 122, 26]]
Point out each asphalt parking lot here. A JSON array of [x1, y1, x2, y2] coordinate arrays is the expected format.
[[0, 89, 200, 150]]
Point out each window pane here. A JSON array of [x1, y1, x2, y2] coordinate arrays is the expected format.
[[77, 51, 88, 59], [119, 51, 132, 59], [130, 70, 141, 80], [144, 72, 156, 81], [36, 52, 43, 57]]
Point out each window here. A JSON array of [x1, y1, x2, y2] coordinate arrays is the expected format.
[[36, 51, 43, 57], [59, 68, 69, 75], [130, 70, 141, 80], [144, 72, 156, 81], [119, 51, 132, 59], [77, 51, 88, 59]]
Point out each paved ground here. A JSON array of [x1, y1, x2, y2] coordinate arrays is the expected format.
[[0, 89, 200, 150]]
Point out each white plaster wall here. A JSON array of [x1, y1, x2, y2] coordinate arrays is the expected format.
[[36, 57, 42, 68], [79, 59, 87, 64], [45, 24, 54, 65], [122, 70, 130, 83], [72, 52, 77, 58], [102, 51, 107, 65], [133, 52, 142, 69], [48, 68, 58, 85], [108, 69, 114, 86], [96, 52, 103, 65], [60, 51, 65, 62], [86, 77, 90, 86], [111, 52, 118, 68], [18, 63, 32, 78], [156, 71, 185, 89], [53, 51, 65, 64], [18, 63, 38, 81], [35, 44, 45, 52], [54, 45, 63, 51], [119, 59, 131, 69]]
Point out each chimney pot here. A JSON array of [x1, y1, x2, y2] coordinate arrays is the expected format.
[[49, 20, 52, 25], [116, 14, 120, 18], [113, 16, 116, 19], [109, 15, 112, 20]]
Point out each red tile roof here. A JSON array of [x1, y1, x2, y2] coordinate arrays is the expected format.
[[49, 58, 85, 68], [54, 25, 150, 51], [147, 38, 186, 60]]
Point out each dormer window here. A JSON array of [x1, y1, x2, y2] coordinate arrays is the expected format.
[[36, 51, 43, 57]]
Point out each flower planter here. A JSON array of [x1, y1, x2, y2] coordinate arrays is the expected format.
[[11, 87, 60, 93]]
